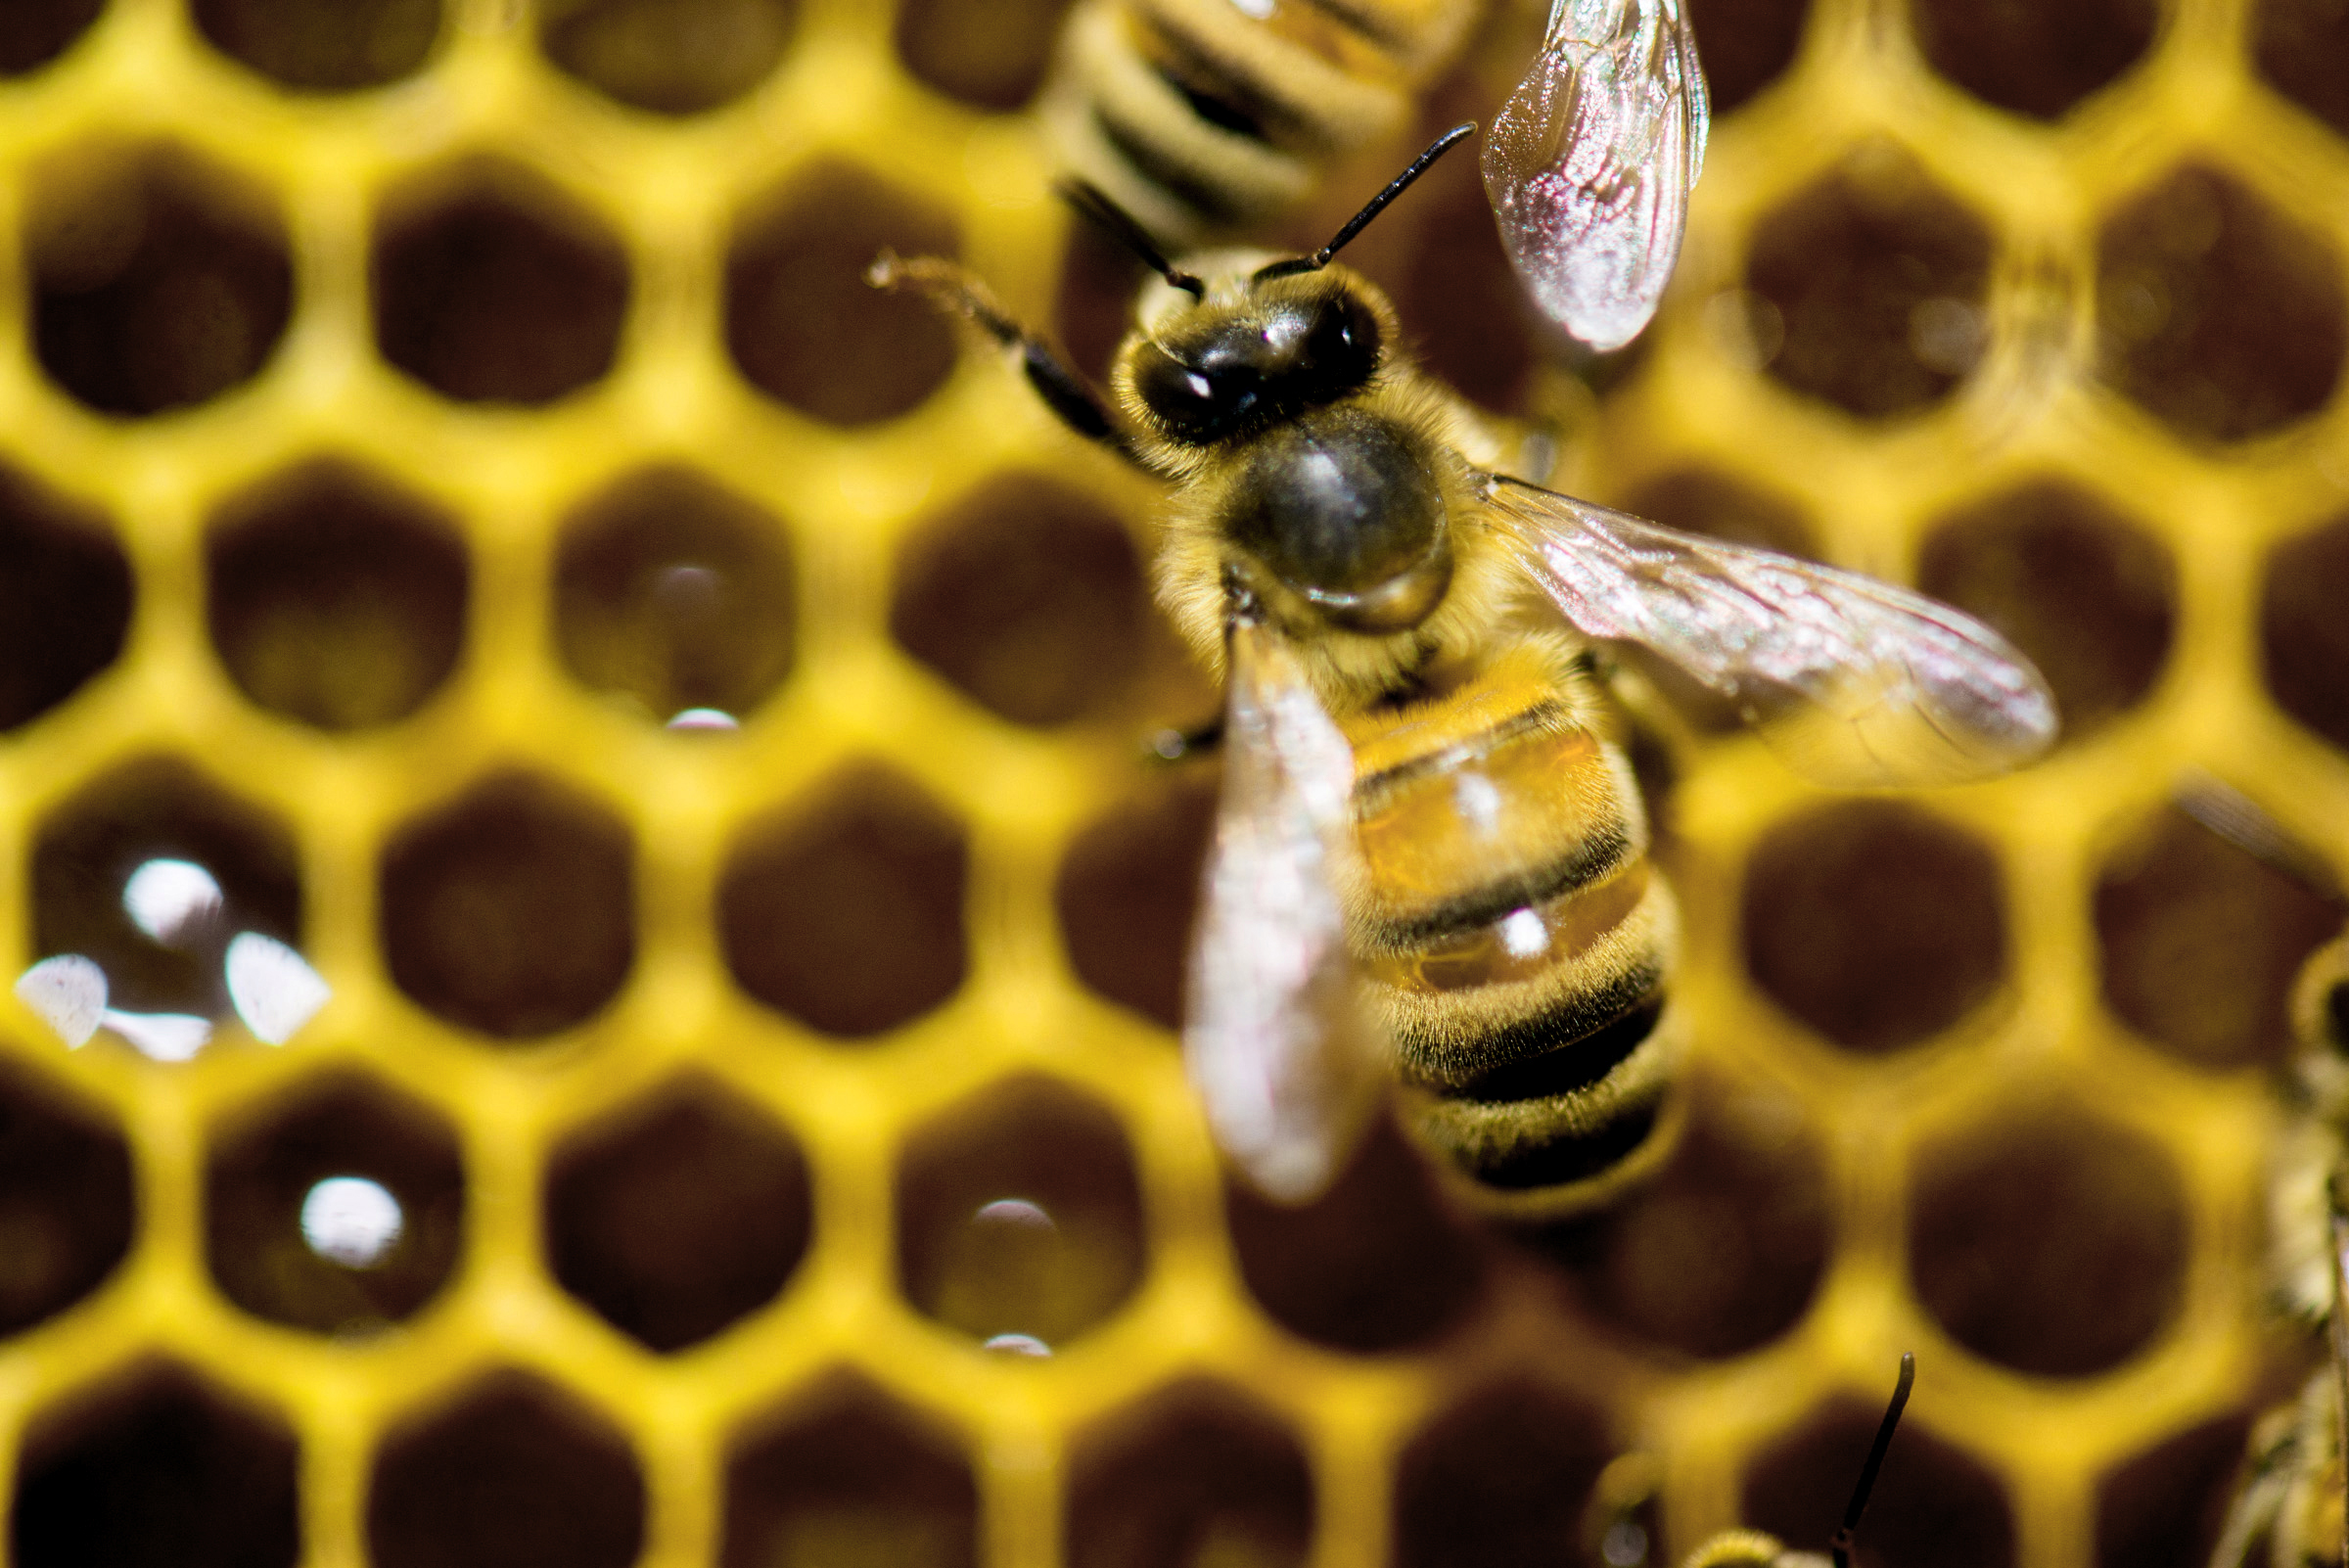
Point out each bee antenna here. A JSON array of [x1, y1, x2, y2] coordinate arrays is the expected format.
[[1829, 1353, 1915, 1568], [1253, 121, 1476, 283], [1058, 181, 1205, 300]]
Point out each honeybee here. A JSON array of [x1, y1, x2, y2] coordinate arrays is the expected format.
[[871, 125, 2054, 1216], [2178, 782, 2349, 1568], [1045, 0, 1710, 350]]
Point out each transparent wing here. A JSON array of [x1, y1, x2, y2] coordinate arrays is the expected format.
[[1479, 475, 2058, 785], [1183, 621, 1383, 1205], [1481, 0, 1708, 352]]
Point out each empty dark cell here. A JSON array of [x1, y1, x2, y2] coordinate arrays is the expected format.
[[1541, 1078, 1827, 1360], [2262, 513, 2349, 753], [2095, 804, 2341, 1070], [1392, 1383, 1615, 1568], [1917, 480, 2175, 739], [1908, 0, 2157, 119], [0, 0, 103, 75], [1227, 1116, 1486, 1354], [1740, 801, 2006, 1053], [377, 772, 635, 1038], [1622, 467, 1817, 559], [2096, 163, 2346, 442], [1740, 1397, 2013, 1568], [896, 0, 1073, 111], [1067, 1383, 1313, 1568], [722, 1377, 977, 1568], [717, 764, 965, 1038], [2095, 1413, 2251, 1568], [31, 757, 301, 1019], [1908, 1102, 2186, 1376], [2257, 0, 2349, 137], [367, 1372, 644, 1568], [373, 165, 630, 405], [1056, 219, 1149, 387], [1055, 772, 1217, 1030], [553, 465, 795, 724], [192, 0, 439, 90], [544, 1079, 812, 1352], [1685, 0, 1809, 114], [725, 161, 959, 425], [896, 1075, 1146, 1349], [13, 1363, 299, 1568], [540, 0, 794, 116], [206, 459, 469, 731], [1746, 152, 1993, 417], [0, 1059, 133, 1338], [891, 476, 1144, 726], [28, 148, 292, 416], [0, 466, 131, 731], [205, 1073, 464, 1335]]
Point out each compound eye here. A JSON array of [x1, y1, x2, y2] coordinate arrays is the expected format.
[[1303, 295, 1379, 386], [1131, 343, 1259, 441]]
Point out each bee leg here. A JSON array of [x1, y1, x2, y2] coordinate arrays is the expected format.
[[865, 251, 1142, 464]]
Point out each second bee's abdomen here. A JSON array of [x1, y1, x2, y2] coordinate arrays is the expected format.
[[1342, 644, 1683, 1217]]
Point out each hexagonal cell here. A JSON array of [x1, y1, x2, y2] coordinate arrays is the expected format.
[[377, 771, 636, 1039], [1541, 1075, 1827, 1360], [0, 464, 131, 732], [205, 458, 469, 731], [725, 161, 960, 426], [26, 143, 292, 416], [367, 1371, 644, 1568], [895, 0, 1074, 112], [1226, 1116, 1486, 1354], [890, 475, 1145, 727], [2096, 163, 2345, 442], [0, 0, 103, 75], [2094, 1412, 2250, 1568], [2258, 0, 2349, 137], [553, 465, 796, 727], [2262, 512, 2349, 755], [721, 1375, 978, 1568], [1908, 1096, 2186, 1376], [1391, 1382, 1615, 1568], [540, 0, 794, 116], [204, 1071, 463, 1335], [192, 0, 440, 90], [1066, 1381, 1313, 1568], [1917, 479, 2174, 741], [1055, 771, 1217, 1030], [1740, 801, 2006, 1053], [1745, 146, 1994, 418], [0, 1058, 133, 1338], [895, 1075, 1146, 1352], [1907, 0, 2157, 120], [1739, 1397, 2013, 1568], [29, 756, 304, 1039], [716, 762, 966, 1038], [371, 159, 631, 405], [543, 1076, 812, 1353], [2094, 803, 2340, 1070], [1686, 0, 1810, 115], [13, 1361, 299, 1568], [1621, 467, 1817, 560]]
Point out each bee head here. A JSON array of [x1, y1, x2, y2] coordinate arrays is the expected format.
[[1121, 268, 1385, 446]]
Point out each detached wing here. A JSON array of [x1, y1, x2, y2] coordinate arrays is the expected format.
[[1183, 621, 1383, 1205], [1481, 0, 1708, 352], [1479, 474, 2058, 786]]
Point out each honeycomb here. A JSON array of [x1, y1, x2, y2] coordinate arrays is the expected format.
[[1, 0, 2347, 1565]]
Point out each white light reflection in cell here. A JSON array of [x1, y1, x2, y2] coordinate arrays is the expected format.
[[122, 858, 223, 947], [16, 954, 107, 1046], [972, 1197, 1055, 1232], [300, 1176, 404, 1268], [984, 1332, 1052, 1358], [102, 1009, 211, 1062], [225, 932, 331, 1045], [667, 708, 740, 731], [1600, 1520, 1648, 1568]]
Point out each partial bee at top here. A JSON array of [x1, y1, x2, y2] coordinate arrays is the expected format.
[[1043, 0, 1709, 352]]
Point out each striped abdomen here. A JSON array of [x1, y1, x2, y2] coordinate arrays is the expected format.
[[1341, 639, 1682, 1218]]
